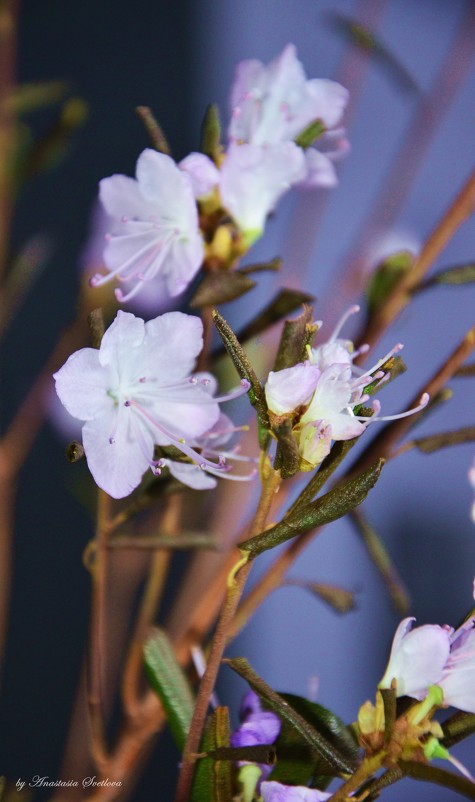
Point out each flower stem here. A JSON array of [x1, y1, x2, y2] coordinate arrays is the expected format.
[[173, 459, 280, 802], [328, 753, 386, 801]]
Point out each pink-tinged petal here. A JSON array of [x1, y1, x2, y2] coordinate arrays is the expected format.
[[99, 174, 152, 221], [166, 461, 217, 490], [261, 781, 331, 802], [298, 421, 332, 467], [301, 364, 353, 429], [149, 389, 220, 444], [162, 232, 204, 297], [440, 622, 475, 712], [265, 363, 320, 415], [82, 408, 154, 499], [305, 78, 349, 129], [301, 149, 338, 189], [311, 341, 353, 371], [53, 348, 112, 421], [143, 312, 203, 378], [379, 618, 451, 699], [99, 310, 146, 369], [221, 142, 306, 237], [179, 152, 220, 198]]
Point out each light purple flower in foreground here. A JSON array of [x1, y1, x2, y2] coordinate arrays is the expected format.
[[439, 614, 475, 713], [231, 691, 281, 783], [93, 149, 204, 303], [379, 606, 475, 713], [378, 617, 451, 699], [228, 44, 349, 188], [53, 311, 249, 498], [264, 305, 429, 469], [261, 781, 331, 802]]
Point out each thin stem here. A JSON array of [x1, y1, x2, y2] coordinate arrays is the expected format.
[[121, 495, 181, 717], [328, 753, 386, 802], [0, 0, 19, 282], [174, 460, 280, 802], [88, 489, 112, 769]]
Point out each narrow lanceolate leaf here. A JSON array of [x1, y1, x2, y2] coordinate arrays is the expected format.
[[441, 711, 475, 748], [295, 119, 326, 148], [143, 628, 194, 751], [192, 713, 216, 802], [238, 256, 282, 275], [273, 304, 317, 372], [412, 426, 475, 454], [190, 271, 256, 307], [419, 263, 475, 289], [366, 251, 414, 315], [212, 309, 269, 439], [135, 106, 171, 154], [287, 438, 358, 515], [399, 760, 475, 800], [88, 307, 105, 348], [285, 579, 356, 614], [241, 459, 384, 559], [224, 658, 356, 775], [350, 508, 410, 614], [192, 707, 233, 802], [200, 103, 221, 160]]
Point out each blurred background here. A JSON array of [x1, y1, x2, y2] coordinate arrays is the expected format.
[[1, 0, 475, 799]]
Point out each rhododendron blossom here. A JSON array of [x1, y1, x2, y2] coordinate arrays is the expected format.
[[228, 44, 349, 187], [93, 149, 204, 303], [265, 306, 429, 470], [53, 311, 249, 498]]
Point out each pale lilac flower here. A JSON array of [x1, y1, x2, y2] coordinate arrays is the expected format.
[[264, 305, 429, 469], [92, 149, 204, 303], [232, 691, 281, 783], [220, 141, 306, 244], [261, 781, 331, 802], [53, 311, 249, 499], [228, 44, 349, 187], [378, 617, 451, 699], [229, 44, 347, 147], [179, 152, 220, 199], [439, 615, 475, 713]]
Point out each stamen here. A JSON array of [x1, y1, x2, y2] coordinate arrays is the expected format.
[[329, 304, 360, 342], [354, 393, 429, 423], [209, 379, 250, 404]]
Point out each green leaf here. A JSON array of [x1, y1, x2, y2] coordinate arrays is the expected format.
[[419, 263, 475, 289], [135, 106, 171, 155], [412, 426, 475, 454], [350, 509, 410, 614], [190, 271, 256, 307], [241, 459, 384, 559], [455, 363, 475, 378], [273, 304, 317, 372], [224, 658, 356, 776], [366, 251, 414, 315], [143, 628, 194, 750], [192, 713, 216, 802], [212, 309, 269, 444], [399, 760, 475, 800], [284, 579, 356, 614], [287, 438, 358, 515], [280, 693, 359, 765], [23, 97, 88, 178], [200, 103, 221, 160], [295, 119, 326, 149], [192, 707, 234, 802], [441, 711, 475, 748], [238, 257, 282, 275]]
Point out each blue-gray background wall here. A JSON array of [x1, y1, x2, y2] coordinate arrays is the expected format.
[[2, 1, 475, 800]]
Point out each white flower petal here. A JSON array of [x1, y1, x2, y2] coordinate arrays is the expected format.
[[265, 363, 320, 415], [53, 348, 112, 421], [379, 618, 451, 699], [179, 152, 220, 198], [301, 149, 338, 189], [167, 461, 217, 490], [99, 310, 146, 368]]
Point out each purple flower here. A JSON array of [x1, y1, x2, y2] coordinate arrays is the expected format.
[[261, 781, 331, 802], [232, 691, 281, 782], [378, 617, 451, 699], [92, 149, 204, 303], [439, 615, 475, 713], [228, 44, 349, 188], [53, 311, 249, 498]]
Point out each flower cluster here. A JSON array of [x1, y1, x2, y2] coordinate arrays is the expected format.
[[379, 607, 475, 714], [265, 306, 429, 471], [53, 310, 251, 498], [89, 45, 348, 305]]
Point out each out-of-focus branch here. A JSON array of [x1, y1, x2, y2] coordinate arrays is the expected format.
[[0, 0, 19, 281]]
